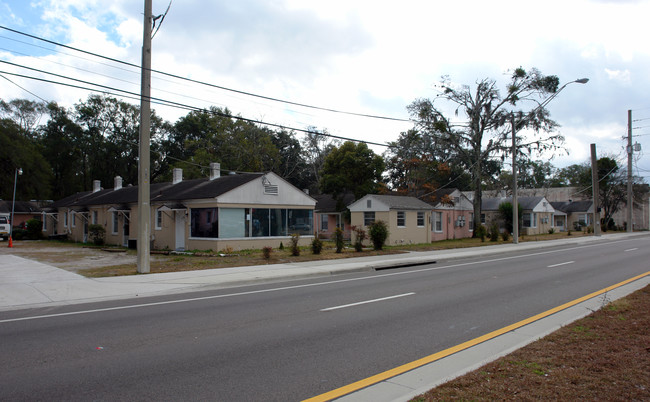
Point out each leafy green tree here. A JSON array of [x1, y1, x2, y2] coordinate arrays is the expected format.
[[320, 141, 385, 200], [0, 119, 52, 200], [0, 98, 47, 138], [408, 67, 565, 235], [498, 201, 522, 234], [368, 220, 389, 250], [384, 129, 471, 199], [549, 163, 591, 187], [301, 129, 338, 192]]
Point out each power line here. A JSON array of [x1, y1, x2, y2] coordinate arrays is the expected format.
[[0, 73, 47, 102], [0, 68, 393, 148], [0, 25, 412, 123]]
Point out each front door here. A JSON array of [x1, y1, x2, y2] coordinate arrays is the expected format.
[[175, 211, 185, 251]]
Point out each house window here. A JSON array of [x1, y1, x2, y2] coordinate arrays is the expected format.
[[220, 208, 247, 238], [522, 212, 537, 228], [397, 211, 406, 227], [112, 212, 119, 234], [433, 211, 443, 232], [71, 213, 76, 228], [480, 213, 486, 224], [321, 214, 328, 231], [92, 211, 98, 225], [417, 211, 425, 227], [64, 211, 68, 228], [364, 212, 375, 226], [42, 212, 47, 231], [190, 208, 219, 238], [155, 210, 163, 230]]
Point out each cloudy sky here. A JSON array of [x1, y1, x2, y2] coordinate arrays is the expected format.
[[1, 0, 649, 180]]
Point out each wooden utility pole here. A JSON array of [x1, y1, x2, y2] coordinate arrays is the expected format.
[[590, 144, 601, 236], [627, 109, 633, 232], [137, 0, 152, 273]]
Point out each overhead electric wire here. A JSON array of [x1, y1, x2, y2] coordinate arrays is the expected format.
[[0, 72, 48, 102], [0, 68, 393, 148], [0, 25, 412, 123]]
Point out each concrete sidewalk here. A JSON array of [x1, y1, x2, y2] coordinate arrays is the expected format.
[[0, 232, 647, 312]]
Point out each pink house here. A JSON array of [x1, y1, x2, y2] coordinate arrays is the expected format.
[[428, 189, 474, 241]]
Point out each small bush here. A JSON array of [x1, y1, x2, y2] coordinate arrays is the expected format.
[[26, 219, 44, 239], [11, 228, 27, 240], [311, 233, 323, 255], [548, 228, 555, 234], [352, 226, 366, 252], [290, 233, 300, 256], [474, 224, 487, 242], [501, 231, 510, 241], [567, 229, 572, 236], [368, 220, 389, 250], [88, 224, 106, 245], [262, 246, 272, 260], [279, 242, 284, 250], [488, 222, 499, 242], [334, 227, 344, 253]]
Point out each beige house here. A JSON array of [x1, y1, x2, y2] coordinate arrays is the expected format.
[[43, 164, 316, 251], [481, 196, 556, 235], [348, 194, 432, 246]]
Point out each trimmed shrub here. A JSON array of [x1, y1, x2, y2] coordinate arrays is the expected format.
[[290, 233, 300, 256], [368, 220, 389, 250], [262, 246, 272, 260], [501, 230, 510, 241], [352, 226, 366, 252], [26, 219, 44, 239], [474, 224, 487, 242], [334, 227, 344, 253], [88, 224, 106, 245], [311, 233, 323, 255], [488, 222, 499, 242]]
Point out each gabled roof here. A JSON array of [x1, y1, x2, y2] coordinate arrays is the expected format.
[[313, 192, 356, 213], [551, 200, 593, 213], [482, 196, 549, 211], [0, 200, 43, 214], [52, 173, 264, 208], [349, 194, 432, 211]]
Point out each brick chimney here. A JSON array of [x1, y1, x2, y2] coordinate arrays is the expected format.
[[114, 176, 122, 190], [172, 168, 183, 184], [93, 180, 101, 193], [210, 162, 221, 180]]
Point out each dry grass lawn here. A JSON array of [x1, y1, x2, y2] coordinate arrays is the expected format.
[[411, 285, 650, 401]]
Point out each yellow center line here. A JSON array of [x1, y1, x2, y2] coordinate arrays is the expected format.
[[303, 271, 650, 402]]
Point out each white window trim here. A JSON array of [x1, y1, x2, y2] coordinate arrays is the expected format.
[[397, 211, 406, 228], [155, 210, 163, 230], [434, 211, 443, 233], [112, 212, 119, 235], [417, 211, 425, 227]]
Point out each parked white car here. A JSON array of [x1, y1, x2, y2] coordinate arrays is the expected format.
[[0, 216, 9, 241]]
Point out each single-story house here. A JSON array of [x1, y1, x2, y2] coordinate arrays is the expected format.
[[313, 192, 354, 240], [481, 196, 555, 235], [0, 200, 43, 228], [43, 163, 316, 251], [551, 200, 593, 231], [427, 188, 474, 241], [348, 194, 432, 245]]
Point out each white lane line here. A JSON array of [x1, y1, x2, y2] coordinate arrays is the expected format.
[[624, 248, 638, 252], [1, 239, 636, 323], [547, 261, 575, 268], [320, 293, 415, 312]]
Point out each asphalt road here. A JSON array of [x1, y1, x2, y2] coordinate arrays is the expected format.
[[1, 236, 648, 401]]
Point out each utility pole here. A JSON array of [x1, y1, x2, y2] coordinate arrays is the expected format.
[[511, 113, 518, 244], [590, 144, 601, 236], [137, 0, 152, 273], [626, 109, 633, 232]]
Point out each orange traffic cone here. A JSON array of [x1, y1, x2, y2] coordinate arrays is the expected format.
[[8, 236, 13, 248]]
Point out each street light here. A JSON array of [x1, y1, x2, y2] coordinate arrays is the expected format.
[[9, 167, 23, 248], [512, 78, 589, 244]]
